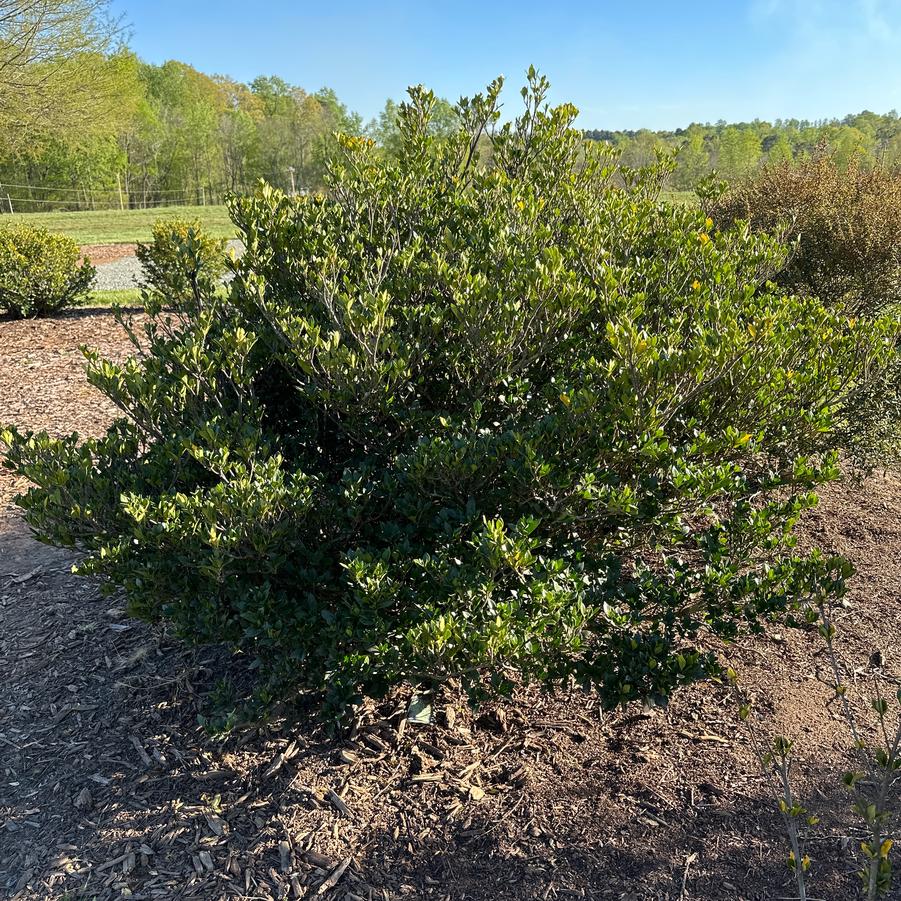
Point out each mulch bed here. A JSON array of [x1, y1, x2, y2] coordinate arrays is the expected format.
[[81, 244, 138, 266], [2, 311, 901, 900]]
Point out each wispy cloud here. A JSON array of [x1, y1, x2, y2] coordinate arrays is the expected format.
[[743, 0, 901, 119], [750, 0, 898, 41], [860, 0, 897, 41]]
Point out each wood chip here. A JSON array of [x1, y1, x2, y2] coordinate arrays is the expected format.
[[52, 703, 98, 726], [191, 768, 233, 781], [130, 734, 153, 766], [417, 740, 445, 760], [279, 840, 292, 873], [10, 567, 41, 584], [316, 857, 351, 896], [326, 787, 350, 817], [263, 740, 297, 777], [362, 732, 390, 753], [302, 850, 333, 870], [93, 852, 132, 873], [677, 730, 730, 744], [73, 787, 93, 811], [205, 814, 226, 836], [458, 761, 480, 780]]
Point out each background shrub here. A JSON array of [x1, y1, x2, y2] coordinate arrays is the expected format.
[[0, 223, 95, 318], [3, 73, 898, 722], [707, 150, 901, 470], [706, 148, 901, 317], [135, 217, 227, 314]]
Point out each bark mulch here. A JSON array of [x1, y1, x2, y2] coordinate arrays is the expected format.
[[81, 244, 138, 267], [2, 311, 901, 900]]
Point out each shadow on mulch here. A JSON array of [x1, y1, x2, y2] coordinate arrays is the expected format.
[[0, 306, 144, 324], [0, 512, 883, 901]]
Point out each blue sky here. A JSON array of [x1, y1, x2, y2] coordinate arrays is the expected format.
[[109, 0, 901, 129]]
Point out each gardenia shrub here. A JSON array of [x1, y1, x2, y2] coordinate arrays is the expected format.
[[3, 73, 897, 721], [0, 223, 95, 318], [135, 216, 227, 314]]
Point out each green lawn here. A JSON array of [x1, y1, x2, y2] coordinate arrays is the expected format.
[[84, 288, 143, 308], [4, 205, 235, 245], [6, 194, 694, 247], [82, 286, 234, 309], [661, 190, 698, 206]]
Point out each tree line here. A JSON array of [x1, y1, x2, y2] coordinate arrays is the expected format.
[[2, 2, 901, 211], [0, 45, 469, 212], [587, 110, 901, 189], [0, 52, 367, 210]]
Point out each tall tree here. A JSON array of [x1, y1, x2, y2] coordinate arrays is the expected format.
[[674, 127, 710, 188], [716, 126, 762, 181], [0, 0, 124, 149], [128, 60, 226, 204], [767, 135, 793, 165], [617, 128, 662, 168], [215, 75, 261, 192]]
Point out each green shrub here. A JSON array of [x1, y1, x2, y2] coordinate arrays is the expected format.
[[707, 151, 901, 471], [705, 148, 901, 317], [0, 223, 95, 318], [135, 217, 227, 313], [702, 152, 901, 471], [3, 73, 897, 721]]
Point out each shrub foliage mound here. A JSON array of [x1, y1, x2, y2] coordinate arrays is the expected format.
[[3, 74, 896, 718], [0, 223, 95, 318], [706, 148, 901, 317], [706, 150, 901, 469], [135, 217, 227, 314]]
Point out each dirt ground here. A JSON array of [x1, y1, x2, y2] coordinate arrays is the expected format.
[[2, 310, 901, 901]]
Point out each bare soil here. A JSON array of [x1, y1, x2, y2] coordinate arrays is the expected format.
[[2, 311, 901, 900]]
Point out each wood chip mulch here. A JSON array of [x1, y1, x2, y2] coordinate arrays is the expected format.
[[80, 244, 138, 266], [2, 311, 901, 900]]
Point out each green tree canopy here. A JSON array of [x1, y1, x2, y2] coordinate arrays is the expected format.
[[0, 0, 126, 151]]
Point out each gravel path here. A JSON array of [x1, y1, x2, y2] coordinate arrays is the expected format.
[[93, 254, 142, 291], [93, 239, 243, 291]]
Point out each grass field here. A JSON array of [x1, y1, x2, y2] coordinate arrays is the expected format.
[[3, 195, 696, 246], [661, 189, 698, 206], [85, 288, 143, 307], [2, 205, 235, 245]]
